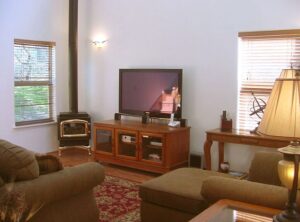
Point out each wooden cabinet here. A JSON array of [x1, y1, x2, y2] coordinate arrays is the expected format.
[[93, 120, 190, 173]]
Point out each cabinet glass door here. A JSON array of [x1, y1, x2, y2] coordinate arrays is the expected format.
[[116, 130, 138, 159], [95, 128, 113, 155], [140, 134, 163, 164]]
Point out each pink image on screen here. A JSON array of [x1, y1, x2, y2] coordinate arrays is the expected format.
[[160, 87, 181, 114]]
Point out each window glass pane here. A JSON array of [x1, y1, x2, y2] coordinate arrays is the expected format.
[[14, 86, 50, 122], [14, 45, 51, 81]]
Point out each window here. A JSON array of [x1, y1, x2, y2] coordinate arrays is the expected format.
[[237, 30, 300, 130], [14, 39, 56, 126]]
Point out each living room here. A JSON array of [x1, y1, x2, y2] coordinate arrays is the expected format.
[[1, 0, 300, 221]]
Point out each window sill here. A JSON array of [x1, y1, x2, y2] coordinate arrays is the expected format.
[[13, 121, 57, 129]]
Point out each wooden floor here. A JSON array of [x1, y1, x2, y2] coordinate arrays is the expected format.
[[49, 147, 157, 183]]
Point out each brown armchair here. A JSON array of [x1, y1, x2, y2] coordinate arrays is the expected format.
[[0, 139, 104, 222], [139, 151, 297, 222]]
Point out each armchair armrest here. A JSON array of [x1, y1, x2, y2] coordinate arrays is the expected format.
[[1, 162, 104, 221], [201, 176, 288, 210]]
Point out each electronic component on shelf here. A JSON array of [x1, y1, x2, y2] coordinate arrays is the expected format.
[[148, 153, 161, 161], [121, 135, 136, 143], [150, 141, 162, 146]]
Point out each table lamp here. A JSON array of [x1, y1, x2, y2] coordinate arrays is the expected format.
[[257, 68, 300, 222]]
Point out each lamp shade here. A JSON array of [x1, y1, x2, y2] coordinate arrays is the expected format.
[[257, 69, 300, 139]]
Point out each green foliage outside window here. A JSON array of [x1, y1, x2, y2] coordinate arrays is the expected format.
[[14, 86, 50, 122]]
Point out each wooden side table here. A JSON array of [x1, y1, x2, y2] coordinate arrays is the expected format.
[[189, 199, 281, 222], [204, 128, 290, 170]]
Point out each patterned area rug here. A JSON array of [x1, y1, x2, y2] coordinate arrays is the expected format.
[[94, 176, 141, 222]]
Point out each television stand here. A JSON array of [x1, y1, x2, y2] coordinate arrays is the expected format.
[[93, 119, 190, 173]]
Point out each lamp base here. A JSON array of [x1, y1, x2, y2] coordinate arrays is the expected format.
[[273, 209, 300, 222]]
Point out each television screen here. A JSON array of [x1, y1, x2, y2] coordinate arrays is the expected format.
[[119, 69, 182, 118]]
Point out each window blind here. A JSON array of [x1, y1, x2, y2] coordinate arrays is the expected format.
[[14, 39, 56, 126], [237, 30, 300, 131]]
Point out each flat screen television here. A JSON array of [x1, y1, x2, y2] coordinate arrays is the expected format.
[[119, 69, 182, 118]]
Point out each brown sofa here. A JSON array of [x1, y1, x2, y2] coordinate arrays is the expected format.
[[0, 139, 105, 222], [139, 151, 299, 222]]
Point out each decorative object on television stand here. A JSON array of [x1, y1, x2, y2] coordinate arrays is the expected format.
[[168, 113, 180, 127], [257, 68, 300, 222], [142, 112, 150, 124], [249, 92, 266, 134], [220, 110, 232, 132], [114, 113, 122, 120]]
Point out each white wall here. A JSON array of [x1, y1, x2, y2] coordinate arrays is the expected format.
[[1, 0, 300, 171], [85, 0, 300, 171], [0, 0, 69, 152]]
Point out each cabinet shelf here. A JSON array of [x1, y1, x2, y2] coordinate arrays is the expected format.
[[119, 141, 136, 145], [142, 158, 162, 163], [144, 144, 163, 150]]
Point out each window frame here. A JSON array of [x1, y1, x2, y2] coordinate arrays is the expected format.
[[14, 39, 56, 126]]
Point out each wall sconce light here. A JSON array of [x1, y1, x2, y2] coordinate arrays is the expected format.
[[92, 40, 107, 48]]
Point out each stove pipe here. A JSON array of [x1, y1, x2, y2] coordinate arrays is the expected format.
[[69, 0, 78, 113]]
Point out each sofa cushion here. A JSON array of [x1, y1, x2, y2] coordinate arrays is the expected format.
[[202, 176, 290, 210], [35, 154, 63, 175], [139, 168, 234, 214], [0, 139, 39, 181], [248, 151, 282, 186]]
